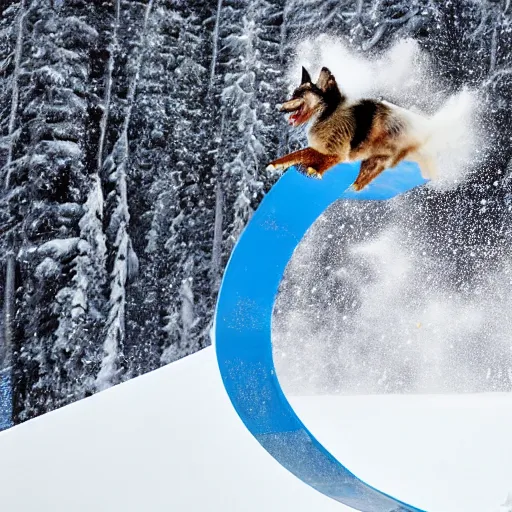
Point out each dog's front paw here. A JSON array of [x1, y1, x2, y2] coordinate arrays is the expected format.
[[306, 167, 322, 179], [297, 166, 322, 179], [266, 162, 289, 172]]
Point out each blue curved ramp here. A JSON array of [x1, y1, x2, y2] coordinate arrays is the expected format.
[[215, 161, 427, 512]]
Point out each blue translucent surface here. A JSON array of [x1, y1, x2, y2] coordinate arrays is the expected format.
[[215, 161, 428, 512]]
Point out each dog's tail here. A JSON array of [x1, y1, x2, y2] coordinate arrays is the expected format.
[[424, 88, 477, 156], [415, 89, 479, 182], [384, 89, 478, 182]]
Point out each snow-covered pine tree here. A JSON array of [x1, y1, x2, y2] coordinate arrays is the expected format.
[[122, 0, 215, 373], [208, 0, 287, 289], [154, 0, 217, 365], [252, 0, 287, 173], [121, 3, 175, 374], [0, 2, 25, 389], [3, 1, 111, 421], [218, 1, 265, 244], [0, 0, 24, 430], [216, 0, 285, 252], [95, 0, 154, 391]]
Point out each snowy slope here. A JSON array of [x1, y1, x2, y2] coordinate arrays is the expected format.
[[292, 394, 512, 512], [1, 346, 511, 512], [0, 348, 343, 512]]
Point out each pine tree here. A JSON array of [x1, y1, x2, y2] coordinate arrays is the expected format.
[[121, 3, 175, 374], [4, 1, 111, 421], [216, 0, 286, 255], [0, 1, 24, 403], [155, 0, 217, 364], [95, 0, 154, 390]]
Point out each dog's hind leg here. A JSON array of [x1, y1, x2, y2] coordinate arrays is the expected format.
[[389, 145, 437, 181], [409, 150, 438, 180], [352, 156, 388, 191]]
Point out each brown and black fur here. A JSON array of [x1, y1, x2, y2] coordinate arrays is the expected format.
[[267, 67, 434, 190]]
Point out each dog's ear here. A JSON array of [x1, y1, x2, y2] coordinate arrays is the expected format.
[[301, 66, 312, 84], [316, 67, 337, 92]]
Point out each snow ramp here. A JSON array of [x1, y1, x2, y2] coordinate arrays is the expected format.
[[215, 162, 428, 512]]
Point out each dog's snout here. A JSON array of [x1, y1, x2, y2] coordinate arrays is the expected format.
[[279, 98, 304, 113]]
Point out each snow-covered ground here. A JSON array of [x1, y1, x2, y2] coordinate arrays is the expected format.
[[1, 347, 511, 512], [291, 394, 512, 512], [0, 348, 342, 512]]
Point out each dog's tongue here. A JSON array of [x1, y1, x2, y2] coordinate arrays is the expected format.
[[288, 112, 299, 126], [288, 111, 300, 126]]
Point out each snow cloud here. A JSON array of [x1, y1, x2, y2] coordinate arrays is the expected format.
[[273, 197, 512, 396], [273, 41, 493, 392]]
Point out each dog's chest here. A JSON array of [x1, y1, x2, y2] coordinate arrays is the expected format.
[[307, 127, 328, 153], [307, 109, 353, 155], [307, 119, 336, 153]]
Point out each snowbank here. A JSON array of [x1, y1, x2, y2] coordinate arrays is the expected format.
[[1, 347, 511, 512], [0, 348, 342, 512], [292, 393, 512, 512]]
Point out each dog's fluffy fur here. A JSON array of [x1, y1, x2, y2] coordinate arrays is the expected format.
[[267, 66, 437, 190]]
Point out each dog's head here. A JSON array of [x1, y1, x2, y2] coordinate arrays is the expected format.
[[279, 66, 342, 126]]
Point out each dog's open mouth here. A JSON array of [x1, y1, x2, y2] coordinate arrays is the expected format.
[[288, 106, 306, 126], [279, 98, 308, 127]]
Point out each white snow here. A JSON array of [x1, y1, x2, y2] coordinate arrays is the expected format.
[[274, 217, 512, 396], [37, 237, 80, 259], [34, 65, 66, 86], [291, 393, 512, 512], [34, 257, 61, 279], [0, 348, 342, 512], [1, 346, 512, 512], [291, 37, 434, 104]]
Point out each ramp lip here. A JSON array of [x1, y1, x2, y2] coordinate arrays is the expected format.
[[215, 162, 428, 512]]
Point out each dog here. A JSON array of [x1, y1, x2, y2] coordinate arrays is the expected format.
[[266, 66, 437, 191]]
